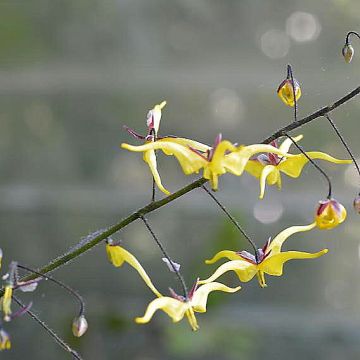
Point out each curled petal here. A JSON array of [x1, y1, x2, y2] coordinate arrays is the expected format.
[[143, 149, 170, 195], [191, 282, 241, 313], [135, 297, 187, 324], [225, 144, 290, 176], [259, 165, 278, 199], [279, 135, 303, 154], [106, 245, 162, 297], [185, 308, 199, 331], [122, 140, 207, 175], [268, 223, 317, 255], [199, 260, 257, 284], [278, 152, 352, 178], [259, 249, 328, 276], [205, 250, 241, 264]]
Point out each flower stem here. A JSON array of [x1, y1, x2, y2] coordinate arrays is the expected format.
[[262, 84, 360, 144], [345, 31, 360, 45], [284, 133, 333, 199], [201, 185, 259, 262], [12, 296, 83, 360], [140, 215, 188, 299], [287, 64, 298, 123], [5, 83, 360, 297], [324, 114, 360, 195], [17, 264, 85, 317]]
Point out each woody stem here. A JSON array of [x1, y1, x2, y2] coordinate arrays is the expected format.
[[287, 64, 298, 123]]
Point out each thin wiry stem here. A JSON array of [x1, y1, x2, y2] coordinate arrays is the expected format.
[[324, 114, 360, 195], [3, 81, 360, 297], [262, 84, 360, 144], [287, 64, 298, 123], [17, 264, 85, 316], [284, 133, 332, 199], [140, 215, 188, 299], [201, 185, 259, 262], [12, 296, 83, 360], [345, 31, 360, 45]]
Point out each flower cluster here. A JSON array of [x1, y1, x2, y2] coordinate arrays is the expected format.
[[111, 91, 352, 331]]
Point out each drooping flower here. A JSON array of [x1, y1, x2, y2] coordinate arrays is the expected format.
[[277, 68, 302, 107], [315, 198, 347, 230], [135, 279, 240, 331], [72, 315, 88, 337], [1, 286, 13, 322], [199, 223, 328, 288], [245, 135, 352, 199], [122, 101, 171, 195], [122, 133, 292, 191], [0, 328, 11, 351], [342, 43, 354, 63], [106, 242, 162, 297]]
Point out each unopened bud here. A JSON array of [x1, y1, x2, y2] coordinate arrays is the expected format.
[[72, 315, 88, 337], [315, 198, 347, 230], [277, 78, 301, 107], [353, 195, 360, 214], [342, 43, 354, 63]]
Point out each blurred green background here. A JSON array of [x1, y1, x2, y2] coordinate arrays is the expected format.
[[1, 1, 360, 359]]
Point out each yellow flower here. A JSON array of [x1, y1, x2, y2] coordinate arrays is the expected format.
[[277, 77, 301, 107], [106, 242, 162, 297], [0, 329, 11, 351], [315, 198, 347, 230], [122, 134, 292, 191], [123, 101, 170, 195], [199, 223, 328, 288], [146, 101, 167, 135], [245, 135, 352, 199], [135, 280, 240, 331], [1, 286, 13, 322]]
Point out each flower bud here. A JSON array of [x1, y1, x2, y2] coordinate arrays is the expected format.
[[146, 101, 166, 135], [315, 198, 347, 230], [0, 328, 11, 351], [277, 78, 301, 107], [342, 43, 354, 63], [72, 315, 88, 337], [353, 195, 360, 214]]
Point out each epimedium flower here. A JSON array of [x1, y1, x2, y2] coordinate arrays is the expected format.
[[277, 67, 302, 107], [122, 133, 293, 191], [106, 241, 162, 298], [0, 328, 11, 351], [315, 198, 347, 230], [1, 286, 13, 322], [122, 101, 171, 195], [135, 279, 241, 331], [244, 135, 352, 199], [199, 223, 328, 288]]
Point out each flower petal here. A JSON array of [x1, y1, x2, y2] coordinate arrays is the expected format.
[[143, 149, 170, 195], [205, 250, 241, 264], [106, 245, 162, 297], [278, 152, 352, 178], [259, 249, 328, 276], [267, 223, 316, 255], [135, 297, 187, 324], [278, 135, 303, 154], [225, 144, 290, 176], [199, 260, 258, 284], [122, 140, 207, 175], [244, 160, 264, 179], [191, 282, 241, 313], [259, 165, 278, 199]]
